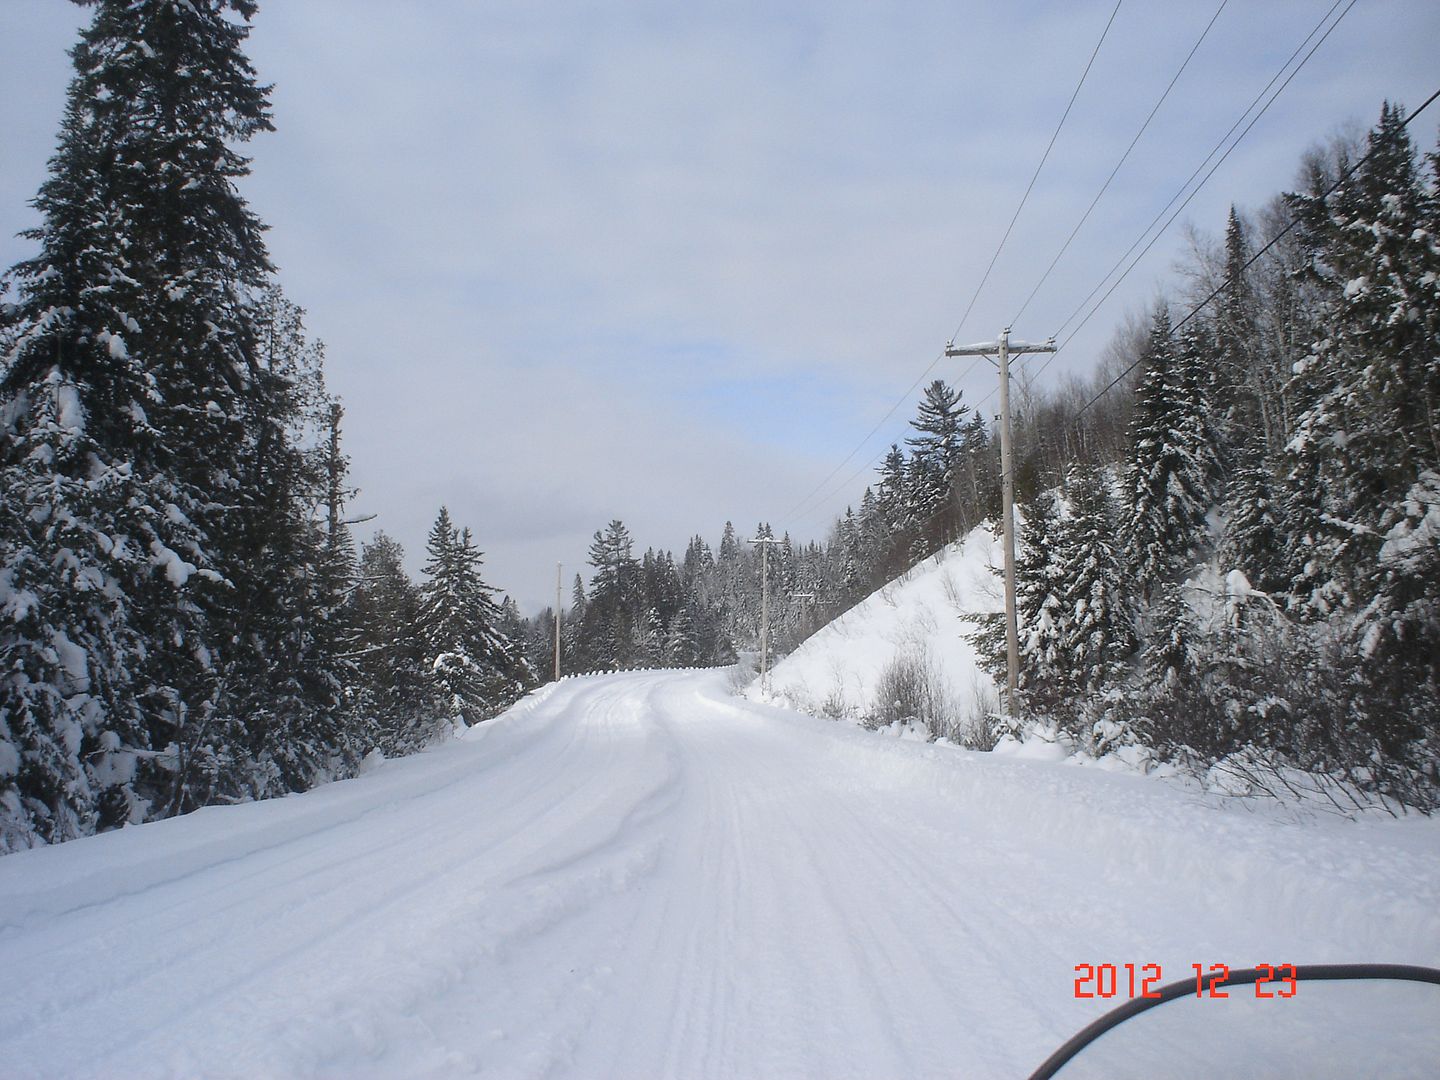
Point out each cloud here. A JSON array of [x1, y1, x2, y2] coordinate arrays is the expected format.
[[4, 0, 1439, 609]]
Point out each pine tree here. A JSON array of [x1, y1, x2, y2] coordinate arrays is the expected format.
[[956, 410, 999, 530], [219, 287, 359, 799], [1014, 491, 1071, 706], [906, 380, 969, 518], [875, 443, 913, 577], [1285, 103, 1440, 663], [1212, 206, 1274, 454], [417, 509, 529, 724], [583, 520, 641, 668], [1057, 465, 1136, 692], [350, 533, 438, 755], [1, 0, 285, 843], [637, 607, 665, 666], [563, 574, 589, 673], [663, 606, 700, 667], [1121, 308, 1212, 600], [968, 491, 1070, 719], [1220, 449, 1290, 595]]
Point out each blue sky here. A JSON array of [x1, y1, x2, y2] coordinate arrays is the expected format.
[[3, 0, 1438, 611]]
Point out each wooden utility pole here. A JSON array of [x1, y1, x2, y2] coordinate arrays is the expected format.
[[554, 562, 562, 682], [945, 328, 1056, 718], [748, 536, 783, 692]]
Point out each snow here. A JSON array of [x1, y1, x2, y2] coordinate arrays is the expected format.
[[1223, 568, 1254, 600], [54, 383, 84, 433], [0, 668, 1435, 1078], [148, 539, 194, 586], [48, 629, 91, 690], [0, 566, 41, 623], [751, 526, 1003, 729], [1343, 276, 1370, 299], [1378, 469, 1440, 572]]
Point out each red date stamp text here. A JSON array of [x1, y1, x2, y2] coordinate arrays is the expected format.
[[1072, 963, 1298, 1000]]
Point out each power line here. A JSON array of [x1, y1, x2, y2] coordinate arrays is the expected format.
[[948, 0, 1122, 344], [1069, 82, 1440, 424], [774, 2, 1121, 528], [1009, 0, 1355, 401], [774, 347, 946, 526], [1010, 0, 1230, 329], [789, 355, 990, 530], [1053, 0, 1356, 345]]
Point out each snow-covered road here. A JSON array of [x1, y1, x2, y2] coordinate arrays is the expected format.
[[2, 669, 1438, 1078]]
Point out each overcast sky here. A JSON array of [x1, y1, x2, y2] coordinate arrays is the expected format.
[[3, 0, 1438, 612]]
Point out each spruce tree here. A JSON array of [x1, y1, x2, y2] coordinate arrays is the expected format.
[[583, 520, 641, 668], [417, 509, 529, 724], [1014, 492, 1071, 707], [1220, 449, 1289, 595], [1, 0, 286, 842], [1285, 103, 1440, 662], [663, 606, 700, 667], [1057, 464, 1136, 692], [968, 492, 1069, 720], [351, 533, 438, 754], [220, 287, 358, 798], [1121, 308, 1212, 600], [905, 380, 969, 528], [1212, 206, 1272, 453]]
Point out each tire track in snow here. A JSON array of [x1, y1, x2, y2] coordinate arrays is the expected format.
[[0, 675, 682, 1076], [2, 669, 1436, 1078], [0, 689, 597, 1049]]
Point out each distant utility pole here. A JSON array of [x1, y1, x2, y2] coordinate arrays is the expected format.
[[749, 536, 784, 692], [945, 327, 1056, 719], [554, 562, 562, 682]]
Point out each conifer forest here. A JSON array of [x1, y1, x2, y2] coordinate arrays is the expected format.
[[2, 0, 1438, 854]]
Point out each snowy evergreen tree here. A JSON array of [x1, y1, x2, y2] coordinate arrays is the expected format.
[[350, 533, 438, 755], [582, 520, 642, 668], [905, 379, 969, 528], [563, 574, 589, 673], [1121, 308, 1212, 600], [417, 509, 530, 724], [1285, 103, 1440, 654], [1219, 449, 1290, 596], [1014, 491, 1072, 707], [1212, 206, 1272, 454], [968, 491, 1070, 720], [0, 0, 302, 844], [637, 607, 665, 666], [663, 606, 700, 667], [956, 410, 1000, 531], [1057, 464, 1136, 692]]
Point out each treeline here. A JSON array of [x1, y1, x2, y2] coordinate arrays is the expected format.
[[0, 1, 532, 852], [513, 377, 1009, 679], [521, 520, 801, 676], [971, 103, 1440, 809]]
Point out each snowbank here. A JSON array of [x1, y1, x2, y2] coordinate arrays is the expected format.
[[749, 525, 1003, 734]]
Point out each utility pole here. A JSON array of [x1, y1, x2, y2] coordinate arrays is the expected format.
[[945, 328, 1056, 719], [554, 562, 562, 682], [748, 535, 783, 692]]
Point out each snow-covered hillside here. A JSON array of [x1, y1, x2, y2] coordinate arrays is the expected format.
[[752, 525, 1003, 737], [2, 668, 1437, 1078]]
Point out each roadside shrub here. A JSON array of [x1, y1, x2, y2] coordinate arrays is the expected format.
[[868, 645, 957, 740]]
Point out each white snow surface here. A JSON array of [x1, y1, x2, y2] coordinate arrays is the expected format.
[[1, 669, 1438, 1079], [753, 526, 1003, 728]]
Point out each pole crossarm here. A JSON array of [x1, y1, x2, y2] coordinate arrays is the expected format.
[[945, 338, 1057, 356]]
